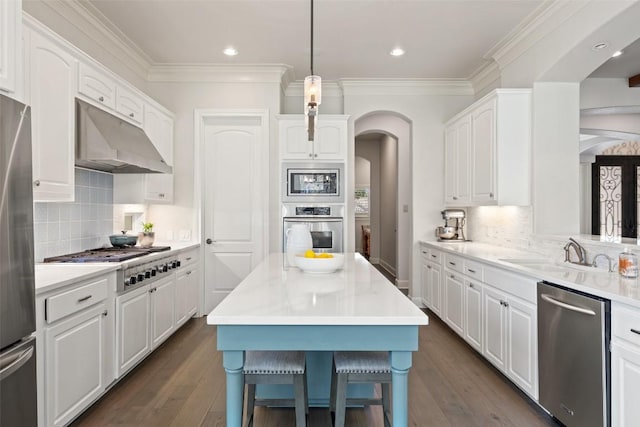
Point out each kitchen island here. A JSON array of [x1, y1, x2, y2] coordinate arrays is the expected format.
[[207, 252, 429, 427]]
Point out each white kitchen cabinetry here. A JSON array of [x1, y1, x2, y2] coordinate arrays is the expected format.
[[115, 284, 151, 377], [28, 26, 77, 202], [278, 115, 348, 161], [444, 89, 531, 207], [116, 85, 144, 125], [420, 245, 442, 317], [444, 116, 470, 205], [176, 250, 200, 326], [611, 302, 640, 427], [443, 253, 465, 337], [78, 61, 116, 110], [143, 103, 174, 203], [0, 0, 21, 94], [116, 275, 176, 378], [482, 268, 538, 399], [37, 272, 116, 427], [463, 277, 483, 352]]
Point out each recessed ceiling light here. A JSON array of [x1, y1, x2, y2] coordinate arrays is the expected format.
[[223, 47, 238, 56], [390, 48, 405, 57], [592, 42, 609, 51], [612, 50, 623, 58]]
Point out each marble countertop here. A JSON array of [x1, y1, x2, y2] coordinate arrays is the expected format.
[[35, 242, 201, 295], [420, 240, 640, 309], [207, 253, 430, 326], [35, 263, 119, 295]]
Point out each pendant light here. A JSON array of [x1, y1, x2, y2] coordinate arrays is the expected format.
[[304, 0, 321, 141]]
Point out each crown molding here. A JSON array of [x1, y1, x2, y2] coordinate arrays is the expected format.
[[31, 0, 152, 80], [147, 64, 293, 83], [338, 79, 474, 96], [483, 0, 588, 70], [468, 60, 501, 95]]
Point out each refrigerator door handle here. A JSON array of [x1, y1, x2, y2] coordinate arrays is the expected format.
[[0, 347, 34, 381]]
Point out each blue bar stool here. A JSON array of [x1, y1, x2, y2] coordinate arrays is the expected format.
[[243, 351, 308, 427], [330, 351, 392, 427]]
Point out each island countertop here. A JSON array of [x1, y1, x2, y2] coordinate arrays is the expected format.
[[207, 252, 429, 326]]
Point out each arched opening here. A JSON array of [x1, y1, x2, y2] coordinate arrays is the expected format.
[[353, 112, 411, 291]]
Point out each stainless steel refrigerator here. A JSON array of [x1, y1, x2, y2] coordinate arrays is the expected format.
[[0, 93, 37, 426]]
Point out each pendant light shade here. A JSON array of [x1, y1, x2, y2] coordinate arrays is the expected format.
[[304, 0, 321, 141]]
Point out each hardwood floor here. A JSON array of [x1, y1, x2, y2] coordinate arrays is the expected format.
[[71, 313, 557, 427]]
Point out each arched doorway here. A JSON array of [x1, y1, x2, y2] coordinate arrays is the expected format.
[[353, 112, 411, 291]]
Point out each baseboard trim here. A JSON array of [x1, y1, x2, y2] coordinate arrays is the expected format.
[[379, 259, 397, 277], [396, 279, 409, 291]]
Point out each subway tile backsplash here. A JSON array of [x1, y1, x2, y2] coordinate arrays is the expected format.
[[34, 168, 114, 262]]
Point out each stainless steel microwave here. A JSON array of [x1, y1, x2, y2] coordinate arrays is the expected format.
[[282, 162, 344, 203]]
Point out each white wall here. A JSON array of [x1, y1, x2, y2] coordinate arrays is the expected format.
[[144, 81, 282, 251], [344, 87, 473, 298], [581, 78, 640, 110], [379, 134, 397, 275], [354, 155, 371, 253]]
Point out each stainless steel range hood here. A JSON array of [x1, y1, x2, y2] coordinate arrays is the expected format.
[[76, 99, 172, 174]]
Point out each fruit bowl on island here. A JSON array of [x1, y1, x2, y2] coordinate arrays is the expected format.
[[295, 251, 344, 273]]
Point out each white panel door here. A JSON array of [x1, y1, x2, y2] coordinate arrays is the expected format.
[[430, 263, 442, 317], [506, 296, 537, 399], [204, 120, 265, 311], [151, 275, 176, 348], [612, 341, 640, 427], [471, 100, 496, 202], [116, 285, 151, 377], [444, 271, 464, 337], [464, 279, 483, 352], [483, 285, 507, 371]]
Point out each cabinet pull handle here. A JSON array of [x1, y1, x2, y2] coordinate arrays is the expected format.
[[467, 269, 476, 273], [186, 271, 192, 275], [631, 328, 640, 336], [102, 310, 108, 317], [77, 295, 92, 302], [186, 257, 192, 261], [98, 96, 104, 102], [449, 261, 456, 266], [422, 251, 427, 255], [431, 254, 437, 258]]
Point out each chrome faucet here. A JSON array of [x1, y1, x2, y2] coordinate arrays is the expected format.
[[564, 238, 588, 265], [592, 253, 615, 272]]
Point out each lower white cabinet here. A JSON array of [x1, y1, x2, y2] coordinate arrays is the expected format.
[[116, 284, 151, 377], [44, 303, 110, 427], [420, 245, 442, 316], [611, 302, 640, 427], [176, 266, 199, 326], [444, 270, 465, 337], [482, 283, 537, 398], [463, 278, 483, 352], [37, 272, 116, 427], [116, 275, 176, 378]]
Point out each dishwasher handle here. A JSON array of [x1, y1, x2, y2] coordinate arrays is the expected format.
[[540, 293, 597, 316]]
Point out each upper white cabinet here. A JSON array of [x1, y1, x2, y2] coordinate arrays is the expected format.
[[444, 89, 531, 207], [0, 0, 21, 94], [278, 115, 348, 161], [143, 103, 174, 203], [116, 85, 144, 125], [78, 62, 116, 110], [444, 116, 470, 205], [28, 26, 77, 202]]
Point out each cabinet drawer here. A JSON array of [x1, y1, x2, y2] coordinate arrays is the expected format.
[[419, 245, 430, 260], [444, 254, 463, 273], [179, 249, 199, 267], [78, 62, 116, 110], [483, 266, 537, 304], [46, 277, 108, 323], [463, 259, 484, 281], [116, 86, 144, 124], [613, 303, 640, 347], [429, 248, 442, 265]]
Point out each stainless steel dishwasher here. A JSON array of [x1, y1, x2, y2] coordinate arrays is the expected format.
[[537, 281, 611, 427]]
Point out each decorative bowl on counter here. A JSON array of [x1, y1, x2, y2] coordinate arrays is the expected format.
[[109, 231, 138, 247], [295, 253, 344, 273]]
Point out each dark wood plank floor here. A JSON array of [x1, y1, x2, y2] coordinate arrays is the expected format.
[[71, 312, 557, 427]]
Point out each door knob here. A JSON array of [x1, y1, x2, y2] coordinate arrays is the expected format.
[[206, 238, 213, 244]]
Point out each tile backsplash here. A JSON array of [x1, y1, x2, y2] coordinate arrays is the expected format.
[[34, 168, 114, 262]]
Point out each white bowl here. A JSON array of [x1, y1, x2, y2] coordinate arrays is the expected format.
[[294, 253, 345, 273]]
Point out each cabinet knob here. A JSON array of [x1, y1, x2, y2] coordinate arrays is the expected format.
[[33, 179, 40, 187], [453, 196, 458, 200], [98, 96, 104, 102], [206, 238, 214, 245], [427, 265, 432, 269], [314, 154, 318, 158], [308, 153, 313, 157], [102, 310, 108, 317], [469, 283, 474, 289], [159, 193, 165, 198], [129, 113, 135, 118], [630, 328, 640, 336], [490, 192, 494, 198]]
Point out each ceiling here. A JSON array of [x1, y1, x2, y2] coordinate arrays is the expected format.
[[80, 0, 548, 81], [589, 37, 640, 79]]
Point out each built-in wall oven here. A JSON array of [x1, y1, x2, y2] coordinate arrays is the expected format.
[[282, 162, 344, 203], [283, 204, 344, 255]]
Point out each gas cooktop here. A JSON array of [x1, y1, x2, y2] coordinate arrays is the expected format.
[[44, 246, 171, 263]]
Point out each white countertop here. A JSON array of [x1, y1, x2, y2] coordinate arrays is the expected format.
[[420, 240, 640, 309], [35, 263, 120, 295], [207, 253, 430, 326]]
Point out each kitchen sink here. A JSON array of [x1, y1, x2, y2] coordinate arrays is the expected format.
[[498, 258, 611, 274]]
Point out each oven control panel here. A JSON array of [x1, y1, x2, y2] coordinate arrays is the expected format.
[[120, 256, 181, 292]]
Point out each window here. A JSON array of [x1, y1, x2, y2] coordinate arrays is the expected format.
[[354, 187, 369, 217], [591, 155, 640, 239]]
